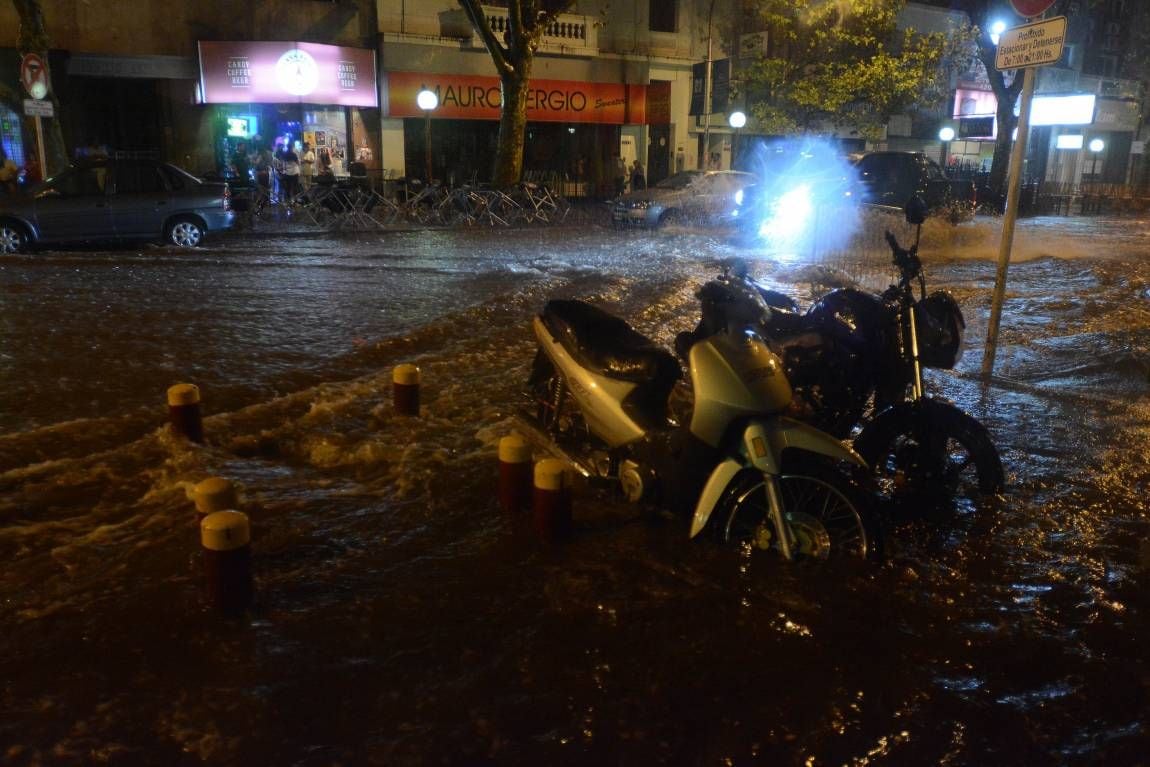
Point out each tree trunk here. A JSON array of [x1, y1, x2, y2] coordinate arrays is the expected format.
[[494, 73, 529, 188], [988, 97, 1018, 211], [13, 0, 68, 177]]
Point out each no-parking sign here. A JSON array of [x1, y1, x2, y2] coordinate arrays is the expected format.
[[20, 53, 50, 100], [1010, 0, 1056, 17]]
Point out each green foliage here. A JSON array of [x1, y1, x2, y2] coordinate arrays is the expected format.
[[740, 0, 974, 137]]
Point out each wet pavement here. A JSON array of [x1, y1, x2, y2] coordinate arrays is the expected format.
[[0, 215, 1148, 765]]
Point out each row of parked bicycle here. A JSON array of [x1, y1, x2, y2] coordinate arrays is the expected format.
[[234, 178, 575, 230]]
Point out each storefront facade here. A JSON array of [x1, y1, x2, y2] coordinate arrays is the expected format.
[[196, 41, 379, 180], [944, 84, 1141, 187], [375, 0, 725, 194], [382, 69, 661, 192]]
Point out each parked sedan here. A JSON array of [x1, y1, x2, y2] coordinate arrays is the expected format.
[[609, 169, 756, 228], [0, 158, 235, 253]]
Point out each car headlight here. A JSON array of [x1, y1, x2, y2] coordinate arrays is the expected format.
[[734, 189, 744, 206]]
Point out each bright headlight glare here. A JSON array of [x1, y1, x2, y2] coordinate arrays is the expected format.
[[760, 184, 813, 243], [735, 189, 745, 206]]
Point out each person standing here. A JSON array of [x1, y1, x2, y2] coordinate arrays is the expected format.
[[232, 142, 250, 182], [281, 143, 300, 202], [300, 142, 316, 190], [614, 155, 627, 196], [630, 159, 646, 191]]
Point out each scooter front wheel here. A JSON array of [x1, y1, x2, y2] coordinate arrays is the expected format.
[[714, 459, 880, 561]]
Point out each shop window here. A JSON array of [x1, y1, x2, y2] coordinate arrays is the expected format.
[[0, 104, 24, 167], [650, 0, 676, 32]]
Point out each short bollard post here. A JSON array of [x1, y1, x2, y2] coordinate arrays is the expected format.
[[532, 458, 572, 541], [193, 477, 239, 522], [393, 364, 421, 416], [200, 510, 252, 616], [168, 383, 204, 443], [498, 434, 533, 514]]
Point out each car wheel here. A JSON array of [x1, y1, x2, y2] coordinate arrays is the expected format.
[[0, 222, 29, 254], [657, 209, 679, 228], [167, 217, 205, 248]]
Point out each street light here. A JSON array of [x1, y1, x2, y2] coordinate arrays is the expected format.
[[1089, 137, 1105, 179], [417, 87, 439, 183], [990, 20, 1007, 45], [728, 111, 746, 169], [938, 126, 956, 169]]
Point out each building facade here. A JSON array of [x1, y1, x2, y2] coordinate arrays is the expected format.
[[376, 0, 740, 192], [3, 0, 1143, 194], [0, 0, 379, 178], [1, 0, 741, 192]]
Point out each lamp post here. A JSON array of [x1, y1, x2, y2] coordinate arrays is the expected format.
[[417, 88, 438, 183], [938, 125, 956, 171], [1088, 137, 1105, 180], [728, 111, 746, 170]]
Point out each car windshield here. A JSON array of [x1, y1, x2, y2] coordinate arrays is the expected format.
[[654, 171, 702, 190]]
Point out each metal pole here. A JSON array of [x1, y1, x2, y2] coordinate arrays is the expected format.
[[699, 0, 716, 170], [34, 115, 46, 182], [424, 111, 432, 183], [981, 65, 1036, 379]]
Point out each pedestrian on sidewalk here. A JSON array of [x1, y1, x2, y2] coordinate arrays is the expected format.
[[630, 159, 646, 191]]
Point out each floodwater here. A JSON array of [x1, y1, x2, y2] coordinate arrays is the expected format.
[[1, 213, 1148, 765]]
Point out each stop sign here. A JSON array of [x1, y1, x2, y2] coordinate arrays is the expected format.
[[1010, 0, 1056, 17]]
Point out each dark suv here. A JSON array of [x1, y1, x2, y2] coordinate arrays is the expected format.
[[0, 158, 235, 253], [853, 151, 975, 221]]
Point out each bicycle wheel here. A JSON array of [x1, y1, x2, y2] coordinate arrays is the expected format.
[[854, 398, 1005, 511]]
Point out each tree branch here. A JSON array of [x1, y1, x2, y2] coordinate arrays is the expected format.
[[458, 0, 513, 77]]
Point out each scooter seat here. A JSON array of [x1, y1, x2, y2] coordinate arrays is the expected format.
[[541, 299, 682, 386]]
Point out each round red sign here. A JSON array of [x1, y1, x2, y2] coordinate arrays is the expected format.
[[1010, 0, 1057, 17], [20, 53, 49, 99]]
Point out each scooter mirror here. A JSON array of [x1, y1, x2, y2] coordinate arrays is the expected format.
[[904, 195, 929, 226]]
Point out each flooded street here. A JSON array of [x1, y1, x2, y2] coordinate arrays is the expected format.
[[1, 214, 1149, 765]]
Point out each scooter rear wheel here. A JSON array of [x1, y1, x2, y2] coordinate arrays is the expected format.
[[526, 348, 583, 439], [714, 458, 880, 561]]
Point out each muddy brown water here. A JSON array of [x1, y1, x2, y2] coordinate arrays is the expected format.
[[1, 216, 1148, 765]]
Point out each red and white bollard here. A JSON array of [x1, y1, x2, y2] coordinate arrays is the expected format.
[[193, 477, 239, 523], [532, 458, 573, 541], [392, 364, 421, 416], [167, 383, 204, 443], [498, 434, 533, 514], [200, 510, 252, 616]]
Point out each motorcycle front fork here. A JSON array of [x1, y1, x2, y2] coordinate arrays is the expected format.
[[763, 473, 797, 561], [903, 307, 926, 401]]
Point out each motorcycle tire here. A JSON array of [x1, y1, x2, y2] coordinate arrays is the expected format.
[[713, 456, 882, 562], [853, 398, 1005, 511]]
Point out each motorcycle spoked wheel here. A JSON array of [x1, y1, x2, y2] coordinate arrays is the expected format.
[[714, 459, 880, 561], [853, 398, 1005, 513]]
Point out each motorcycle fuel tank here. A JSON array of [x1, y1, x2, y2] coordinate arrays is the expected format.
[[689, 331, 793, 447], [805, 288, 889, 353]]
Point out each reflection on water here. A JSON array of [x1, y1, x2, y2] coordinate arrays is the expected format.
[[1, 217, 1149, 763]]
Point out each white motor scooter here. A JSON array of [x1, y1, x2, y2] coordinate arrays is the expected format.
[[525, 273, 880, 561]]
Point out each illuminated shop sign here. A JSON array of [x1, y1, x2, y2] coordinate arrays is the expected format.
[[385, 72, 648, 125], [1028, 94, 1095, 126], [226, 115, 258, 138], [197, 41, 378, 107], [954, 88, 1096, 138]]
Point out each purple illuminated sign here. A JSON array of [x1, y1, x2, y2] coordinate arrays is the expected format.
[[197, 41, 378, 107]]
